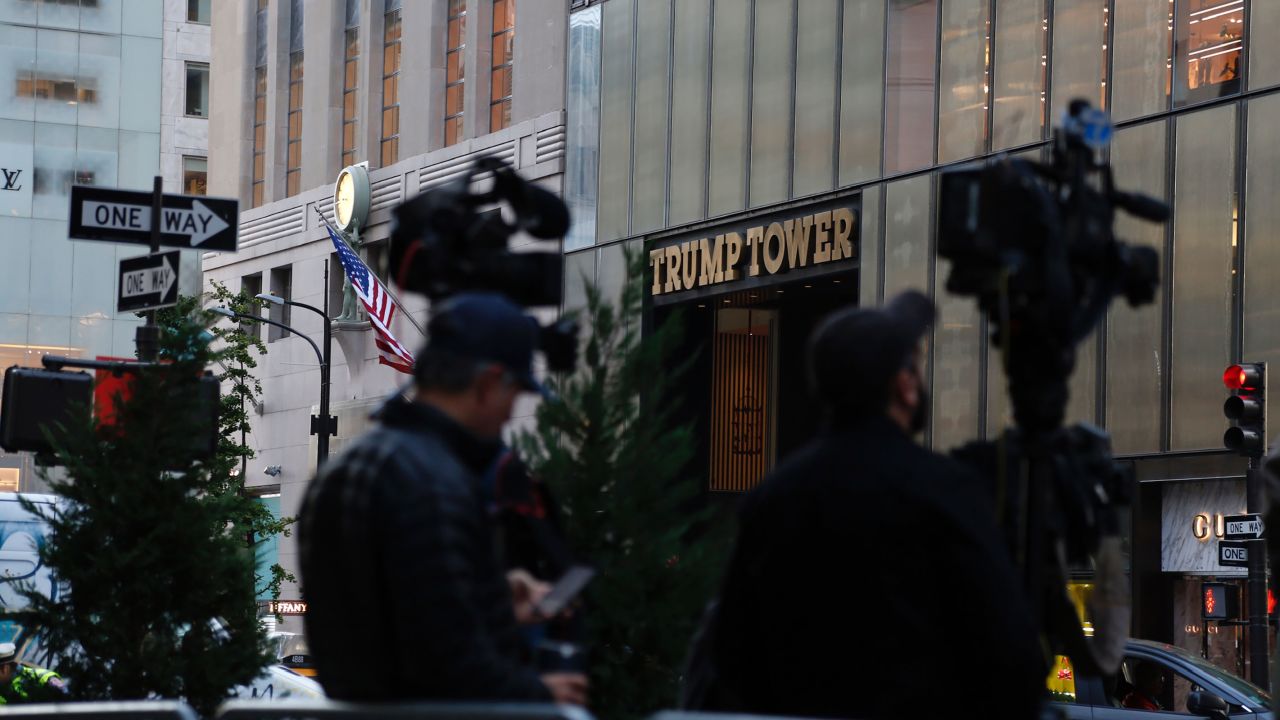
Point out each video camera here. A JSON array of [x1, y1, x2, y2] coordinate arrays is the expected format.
[[940, 100, 1168, 674], [387, 157, 577, 372]]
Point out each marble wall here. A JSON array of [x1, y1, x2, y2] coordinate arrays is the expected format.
[[1161, 479, 1248, 576]]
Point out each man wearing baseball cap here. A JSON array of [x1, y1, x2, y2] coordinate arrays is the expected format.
[[300, 293, 585, 705], [702, 291, 1045, 719]]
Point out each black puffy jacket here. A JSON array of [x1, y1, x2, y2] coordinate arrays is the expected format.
[[299, 396, 551, 702]]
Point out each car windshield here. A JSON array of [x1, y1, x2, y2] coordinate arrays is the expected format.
[[1157, 643, 1271, 708]]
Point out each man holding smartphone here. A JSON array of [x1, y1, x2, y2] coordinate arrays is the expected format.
[[299, 293, 587, 705]]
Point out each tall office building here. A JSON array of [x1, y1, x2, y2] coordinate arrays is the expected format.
[[0, 0, 210, 491], [206, 0, 568, 627]]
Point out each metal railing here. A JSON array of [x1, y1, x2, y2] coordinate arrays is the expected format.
[[0, 700, 199, 719], [215, 701, 597, 720]]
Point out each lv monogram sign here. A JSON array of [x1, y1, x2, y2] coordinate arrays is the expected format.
[[1, 168, 22, 192]]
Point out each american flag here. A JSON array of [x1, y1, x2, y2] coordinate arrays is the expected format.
[[325, 223, 416, 374]]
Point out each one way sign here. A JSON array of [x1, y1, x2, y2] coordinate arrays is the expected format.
[[69, 185, 238, 252], [118, 251, 180, 313], [1224, 513, 1266, 540]]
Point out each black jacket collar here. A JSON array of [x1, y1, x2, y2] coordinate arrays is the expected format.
[[377, 396, 503, 475]]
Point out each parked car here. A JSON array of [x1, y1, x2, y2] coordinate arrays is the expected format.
[[1053, 639, 1271, 718]]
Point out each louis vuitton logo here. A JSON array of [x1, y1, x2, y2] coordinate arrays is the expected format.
[[1, 169, 22, 192]]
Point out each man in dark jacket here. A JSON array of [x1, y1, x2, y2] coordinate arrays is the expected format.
[[708, 291, 1046, 719], [299, 292, 587, 705]]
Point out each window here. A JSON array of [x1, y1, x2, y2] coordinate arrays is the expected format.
[[341, 0, 360, 168], [1114, 657, 1207, 712], [1175, 0, 1244, 107], [381, 0, 402, 165], [286, 52, 303, 196], [285, 0, 303, 196], [16, 75, 98, 105], [445, 0, 465, 145], [184, 62, 209, 118], [241, 274, 263, 343], [884, 0, 939, 174], [252, 67, 266, 207], [490, 0, 514, 132], [182, 156, 207, 196], [268, 266, 292, 342], [187, 0, 210, 24]]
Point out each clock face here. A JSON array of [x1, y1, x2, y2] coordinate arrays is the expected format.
[[335, 171, 355, 228]]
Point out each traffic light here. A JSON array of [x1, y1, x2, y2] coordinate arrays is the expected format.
[[1224, 363, 1266, 457], [1202, 582, 1240, 620]]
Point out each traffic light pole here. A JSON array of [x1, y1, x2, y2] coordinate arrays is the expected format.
[[1246, 457, 1270, 690]]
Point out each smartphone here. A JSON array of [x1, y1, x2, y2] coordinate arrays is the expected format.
[[535, 565, 595, 618]]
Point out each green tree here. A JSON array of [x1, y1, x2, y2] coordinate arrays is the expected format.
[[19, 298, 275, 715], [164, 283, 295, 600], [517, 251, 730, 720]]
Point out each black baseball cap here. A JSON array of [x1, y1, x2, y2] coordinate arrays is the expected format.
[[806, 290, 935, 415], [421, 292, 549, 398]]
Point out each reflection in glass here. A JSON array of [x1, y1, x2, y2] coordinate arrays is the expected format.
[[183, 156, 207, 196], [596, 0, 632, 241], [668, 0, 710, 227], [992, 0, 1045, 150], [885, 0, 937, 174], [1050, 0, 1107, 119], [35, 29, 78, 126], [1, 24, 36, 122], [185, 61, 208, 117], [1107, 120, 1167, 454], [1170, 104, 1236, 450], [1174, 0, 1244, 107], [32, 122, 74, 219], [839, 0, 884, 186], [1243, 95, 1280, 373], [933, 255, 981, 451], [749, 0, 793, 208], [859, 184, 882, 308], [884, 175, 931, 297], [1249, 0, 1280, 89], [564, 7, 601, 252], [937, 0, 989, 163], [1110, 0, 1171, 122], [630, 0, 669, 233], [708, 0, 749, 217], [792, 0, 838, 198]]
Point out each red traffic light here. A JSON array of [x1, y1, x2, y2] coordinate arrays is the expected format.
[[1225, 364, 1264, 391]]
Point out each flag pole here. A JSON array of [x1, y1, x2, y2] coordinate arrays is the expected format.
[[312, 205, 426, 338]]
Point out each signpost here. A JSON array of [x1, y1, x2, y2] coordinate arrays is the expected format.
[[69, 185, 238, 252], [117, 251, 180, 313], [1224, 513, 1265, 541], [1219, 540, 1254, 568]]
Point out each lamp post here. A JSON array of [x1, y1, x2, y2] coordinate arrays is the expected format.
[[255, 293, 336, 468], [211, 306, 334, 471]]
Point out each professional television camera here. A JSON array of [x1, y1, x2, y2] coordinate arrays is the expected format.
[[387, 157, 577, 372], [939, 100, 1169, 676]]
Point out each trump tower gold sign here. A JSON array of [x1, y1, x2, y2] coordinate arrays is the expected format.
[[648, 198, 859, 303]]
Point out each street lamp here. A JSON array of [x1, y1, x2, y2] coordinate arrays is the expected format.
[[255, 293, 336, 468], [211, 306, 335, 471]]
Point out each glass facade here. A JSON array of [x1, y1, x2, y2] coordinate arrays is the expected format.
[[0, 0, 165, 489], [565, 0, 1280, 458]]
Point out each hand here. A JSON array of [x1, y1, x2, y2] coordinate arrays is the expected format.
[[541, 672, 588, 706], [507, 568, 551, 625]]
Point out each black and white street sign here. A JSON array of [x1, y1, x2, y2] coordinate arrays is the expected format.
[[70, 185, 238, 252], [118, 251, 180, 313], [1224, 513, 1266, 541], [1219, 540, 1255, 568]]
